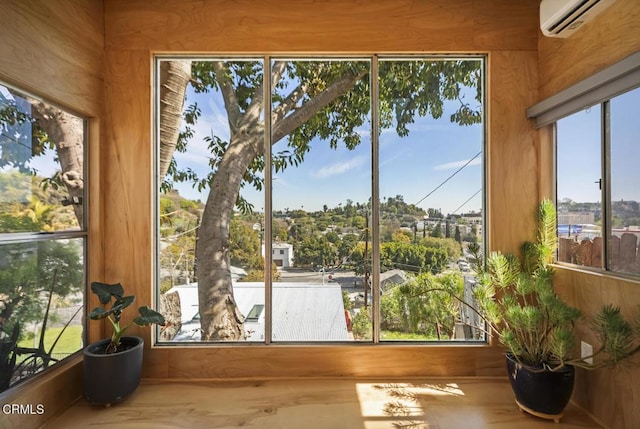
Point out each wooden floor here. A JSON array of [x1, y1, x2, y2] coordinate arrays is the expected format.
[[45, 377, 603, 428]]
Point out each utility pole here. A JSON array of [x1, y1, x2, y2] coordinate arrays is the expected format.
[[423, 214, 429, 238]]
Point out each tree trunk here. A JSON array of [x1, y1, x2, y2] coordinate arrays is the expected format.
[[31, 103, 85, 224], [158, 60, 192, 179], [159, 291, 182, 341], [196, 132, 262, 341]]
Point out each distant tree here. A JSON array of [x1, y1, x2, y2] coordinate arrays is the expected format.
[[351, 215, 367, 229], [325, 231, 340, 243], [228, 218, 261, 270], [337, 233, 360, 265], [419, 237, 461, 261], [272, 219, 289, 242], [351, 308, 372, 340], [294, 235, 336, 268], [342, 290, 352, 311], [0, 241, 83, 344], [392, 230, 412, 243], [384, 272, 463, 339], [431, 222, 443, 238]]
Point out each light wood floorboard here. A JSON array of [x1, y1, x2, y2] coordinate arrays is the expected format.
[[44, 377, 603, 428]]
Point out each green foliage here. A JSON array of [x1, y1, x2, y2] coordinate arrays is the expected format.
[[471, 199, 640, 370], [381, 272, 464, 340], [0, 241, 82, 339], [342, 290, 352, 311], [158, 190, 201, 289], [89, 282, 166, 354], [0, 246, 83, 393], [294, 235, 336, 268], [165, 59, 482, 216], [352, 308, 372, 340], [229, 218, 262, 270], [0, 171, 79, 233], [380, 242, 448, 274]]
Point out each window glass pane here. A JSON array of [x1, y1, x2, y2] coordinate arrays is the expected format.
[[377, 59, 484, 342], [271, 59, 372, 342], [609, 87, 640, 275], [0, 238, 84, 393], [0, 84, 85, 232], [157, 59, 265, 343], [155, 56, 487, 345], [556, 105, 603, 268]]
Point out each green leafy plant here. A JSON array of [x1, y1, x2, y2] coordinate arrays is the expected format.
[[89, 282, 165, 354], [470, 199, 640, 370]]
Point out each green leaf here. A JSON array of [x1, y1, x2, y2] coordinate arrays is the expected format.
[[133, 306, 166, 327], [90, 282, 124, 304], [89, 307, 110, 320], [115, 295, 136, 311]]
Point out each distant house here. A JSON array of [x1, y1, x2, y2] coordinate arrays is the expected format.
[[271, 242, 294, 267], [380, 269, 407, 292], [164, 281, 348, 342]]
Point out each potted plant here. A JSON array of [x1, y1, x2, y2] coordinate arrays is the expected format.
[[83, 281, 165, 406], [468, 199, 640, 422]]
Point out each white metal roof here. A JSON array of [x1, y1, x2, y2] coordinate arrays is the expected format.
[[165, 281, 349, 342]]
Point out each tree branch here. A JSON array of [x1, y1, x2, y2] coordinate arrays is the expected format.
[[271, 69, 368, 144], [212, 62, 242, 132]]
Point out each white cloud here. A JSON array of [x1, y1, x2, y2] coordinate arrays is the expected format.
[[433, 157, 481, 171], [312, 156, 367, 179], [272, 175, 291, 188]]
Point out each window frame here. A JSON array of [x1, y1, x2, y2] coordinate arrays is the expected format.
[[0, 79, 89, 389], [553, 87, 640, 279], [528, 51, 640, 280], [153, 54, 487, 346]]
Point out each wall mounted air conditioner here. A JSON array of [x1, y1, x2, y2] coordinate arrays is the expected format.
[[540, 0, 616, 38]]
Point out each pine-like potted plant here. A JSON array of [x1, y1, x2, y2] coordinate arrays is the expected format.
[[83, 281, 165, 406], [469, 199, 640, 422]]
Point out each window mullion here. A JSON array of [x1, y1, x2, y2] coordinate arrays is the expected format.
[[264, 56, 273, 345], [371, 55, 381, 344], [602, 100, 611, 271]]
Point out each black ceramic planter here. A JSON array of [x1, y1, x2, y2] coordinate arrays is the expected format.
[[505, 354, 575, 423], [83, 336, 143, 406]]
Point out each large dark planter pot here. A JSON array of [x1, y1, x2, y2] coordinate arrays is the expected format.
[[83, 336, 143, 406], [505, 354, 575, 423]]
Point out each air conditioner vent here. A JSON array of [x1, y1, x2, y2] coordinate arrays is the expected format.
[[541, 0, 616, 38]]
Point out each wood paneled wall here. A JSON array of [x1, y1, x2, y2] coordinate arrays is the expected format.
[[538, 0, 640, 101], [537, 0, 640, 427], [0, 2, 104, 427], [0, 0, 104, 116], [101, 0, 540, 380]]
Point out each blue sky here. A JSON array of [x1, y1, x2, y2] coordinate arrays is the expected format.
[[171, 68, 484, 216], [557, 87, 640, 205]]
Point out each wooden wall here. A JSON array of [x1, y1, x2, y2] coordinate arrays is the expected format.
[[0, 1, 104, 428], [101, 0, 539, 380], [537, 0, 640, 427], [7, 0, 639, 428]]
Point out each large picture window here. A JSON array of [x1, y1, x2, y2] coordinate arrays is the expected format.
[[556, 86, 640, 276], [155, 55, 485, 344], [0, 83, 86, 392]]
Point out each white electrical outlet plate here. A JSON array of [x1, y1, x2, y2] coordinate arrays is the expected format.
[[581, 341, 593, 365]]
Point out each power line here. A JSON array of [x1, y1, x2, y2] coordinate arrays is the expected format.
[[451, 188, 482, 215], [413, 150, 482, 207]]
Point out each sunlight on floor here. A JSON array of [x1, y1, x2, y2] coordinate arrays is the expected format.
[[356, 382, 466, 428]]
